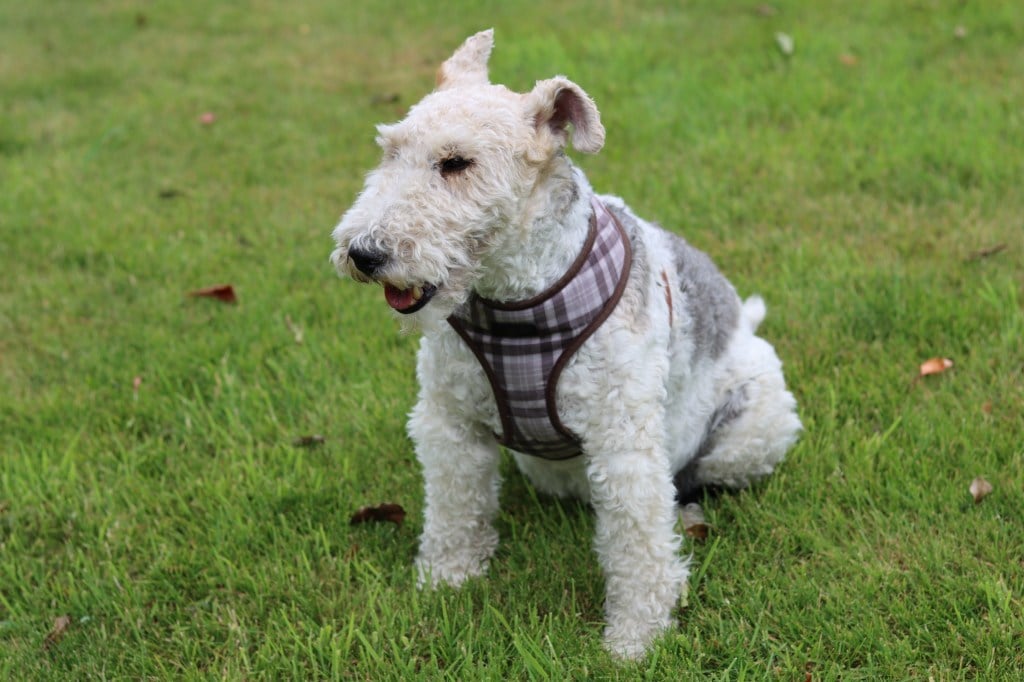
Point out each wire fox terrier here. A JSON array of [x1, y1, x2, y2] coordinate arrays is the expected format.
[[330, 29, 801, 660]]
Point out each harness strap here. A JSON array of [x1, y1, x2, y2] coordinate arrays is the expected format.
[[447, 196, 632, 460]]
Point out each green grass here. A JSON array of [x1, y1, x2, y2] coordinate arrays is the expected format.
[[2, 0, 1022, 678]]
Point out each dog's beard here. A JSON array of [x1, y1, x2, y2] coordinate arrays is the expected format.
[[394, 279, 473, 334]]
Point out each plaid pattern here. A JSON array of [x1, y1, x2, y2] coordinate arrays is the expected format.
[[447, 196, 632, 460]]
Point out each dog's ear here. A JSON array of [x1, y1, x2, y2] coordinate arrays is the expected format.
[[527, 76, 605, 154], [436, 29, 494, 90]]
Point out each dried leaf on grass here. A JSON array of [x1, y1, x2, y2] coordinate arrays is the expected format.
[[43, 615, 72, 650], [350, 503, 406, 527], [919, 357, 953, 377], [285, 314, 304, 344], [371, 92, 400, 106], [187, 284, 237, 304], [839, 53, 858, 66], [292, 434, 325, 448], [969, 477, 993, 504], [967, 243, 1007, 261], [679, 502, 709, 541]]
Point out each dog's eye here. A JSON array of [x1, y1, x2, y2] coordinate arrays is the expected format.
[[439, 156, 473, 175]]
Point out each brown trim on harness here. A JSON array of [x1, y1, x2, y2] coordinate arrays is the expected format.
[[661, 268, 674, 329], [544, 206, 632, 442]]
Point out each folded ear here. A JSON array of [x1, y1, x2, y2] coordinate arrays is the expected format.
[[527, 76, 605, 154], [436, 29, 494, 90]]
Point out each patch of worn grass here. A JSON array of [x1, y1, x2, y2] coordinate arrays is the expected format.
[[2, 0, 1022, 679]]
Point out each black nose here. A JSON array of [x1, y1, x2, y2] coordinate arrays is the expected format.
[[348, 246, 389, 277]]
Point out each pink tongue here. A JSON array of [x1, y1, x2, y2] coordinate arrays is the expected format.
[[384, 284, 416, 311]]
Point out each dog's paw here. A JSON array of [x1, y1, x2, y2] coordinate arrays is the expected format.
[[415, 524, 499, 589], [414, 553, 488, 589], [602, 618, 673, 661]]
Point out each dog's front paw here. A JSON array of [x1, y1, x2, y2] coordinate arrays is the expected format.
[[415, 523, 499, 589], [602, 617, 674, 661], [414, 552, 488, 589]]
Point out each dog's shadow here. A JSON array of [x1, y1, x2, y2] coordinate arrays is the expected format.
[[484, 458, 606, 618]]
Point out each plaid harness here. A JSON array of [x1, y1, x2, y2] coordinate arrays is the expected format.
[[447, 196, 632, 460]]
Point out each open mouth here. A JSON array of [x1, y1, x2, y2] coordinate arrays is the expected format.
[[383, 283, 438, 314]]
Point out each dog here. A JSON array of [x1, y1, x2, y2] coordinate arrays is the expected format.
[[330, 29, 801, 660]]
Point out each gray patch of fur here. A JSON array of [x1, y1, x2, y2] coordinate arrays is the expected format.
[[669, 236, 740, 360]]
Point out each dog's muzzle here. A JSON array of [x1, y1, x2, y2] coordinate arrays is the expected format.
[[346, 246, 439, 314]]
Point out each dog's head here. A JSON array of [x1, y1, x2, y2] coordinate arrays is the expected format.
[[330, 29, 604, 328]]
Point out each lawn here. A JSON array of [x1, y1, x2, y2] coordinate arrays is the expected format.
[[2, 0, 1022, 679]]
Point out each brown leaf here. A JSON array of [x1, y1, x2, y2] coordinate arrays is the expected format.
[[919, 357, 953, 377], [187, 284, 237, 304], [371, 92, 401, 106], [43, 615, 72, 650], [839, 53, 858, 66], [350, 503, 406, 527], [285, 314, 304, 344], [970, 476, 993, 504], [679, 502, 709, 541], [967, 243, 1006, 261], [686, 522, 709, 541], [292, 434, 325, 448]]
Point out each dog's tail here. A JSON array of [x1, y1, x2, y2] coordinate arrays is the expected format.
[[741, 295, 766, 332]]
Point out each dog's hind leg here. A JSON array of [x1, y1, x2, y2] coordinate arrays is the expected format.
[[677, 334, 801, 499]]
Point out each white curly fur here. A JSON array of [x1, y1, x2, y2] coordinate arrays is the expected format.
[[330, 29, 801, 660]]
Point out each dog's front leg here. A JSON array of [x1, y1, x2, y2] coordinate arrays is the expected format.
[[584, 416, 689, 660], [409, 397, 501, 589]]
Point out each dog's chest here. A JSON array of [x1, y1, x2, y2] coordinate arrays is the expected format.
[[444, 197, 631, 460]]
